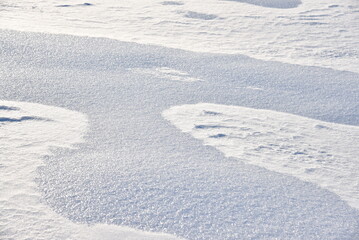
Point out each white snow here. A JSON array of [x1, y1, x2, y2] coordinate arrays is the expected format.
[[130, 67, 202, 82], [0, 100, 181, 240], [163, 103, 359, 210], [0, 0, 358, 73], [1, 29, 358, 239], [0, 0, 359, 237]]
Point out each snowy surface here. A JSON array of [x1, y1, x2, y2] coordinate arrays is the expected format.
[[163, 103, 359, 209], [0, 100, 180, 240], [130, 67, 202, 82], [1, 30, 359, 239], [1, 0, 359, 238], [0, 0, 358, 72]]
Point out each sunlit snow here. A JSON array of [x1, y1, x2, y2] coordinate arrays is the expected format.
[[163, 103, 359, 209], [0, 0, 358, 72], [0, 100, 181, 240], [1, 0, 359, 239]]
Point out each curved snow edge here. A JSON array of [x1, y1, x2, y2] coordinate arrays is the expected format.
[[162, 103, 359, 210], [0, 100, 182, 240]]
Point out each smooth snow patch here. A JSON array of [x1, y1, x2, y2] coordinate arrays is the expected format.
[[130, 67, 202, 82], [245, 86, 265, 91], [163, 103, 359, 210], [0, 100, 181, 240]]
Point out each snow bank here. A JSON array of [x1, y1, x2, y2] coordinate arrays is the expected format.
[[163, 103, 359, 210], [0, 100, 181, 240]]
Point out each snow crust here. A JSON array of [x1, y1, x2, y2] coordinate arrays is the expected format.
[[0, 100, 181, 240], [163, 103, 359, 210], [0, 0, 358, 72]]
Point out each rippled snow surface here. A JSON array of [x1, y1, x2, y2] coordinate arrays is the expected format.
[[0, 0, 358, 72]]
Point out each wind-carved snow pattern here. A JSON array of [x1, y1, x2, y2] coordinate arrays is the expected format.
[[130, 67, 202, 82], [0, 100, 181, 240], [0, 0, 357, 72], [163, 103, 359, 210]]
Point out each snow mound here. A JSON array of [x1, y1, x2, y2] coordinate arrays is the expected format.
[[0, 100, 181, 240], [163, 103, 359, 210]]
